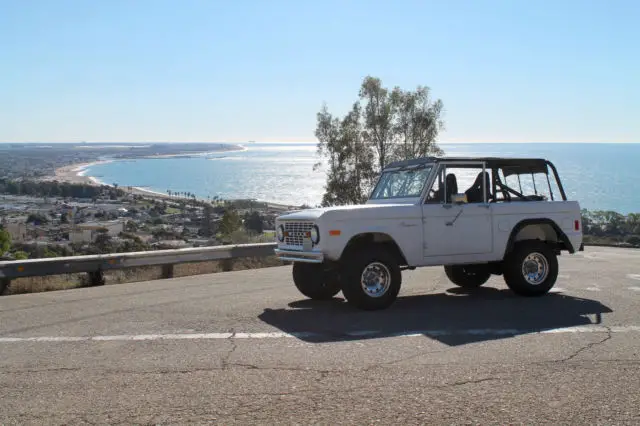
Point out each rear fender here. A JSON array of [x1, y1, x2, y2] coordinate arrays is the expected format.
[[504, 219, 574, 257]]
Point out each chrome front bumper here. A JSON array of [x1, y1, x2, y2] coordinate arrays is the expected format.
[[274, 248, 324, 263]]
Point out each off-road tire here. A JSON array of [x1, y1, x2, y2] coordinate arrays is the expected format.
[[340, 246, 402, 310], [444, 264, 491, 288], [292, 262, 342, 300], [503, 240, 558, 296]]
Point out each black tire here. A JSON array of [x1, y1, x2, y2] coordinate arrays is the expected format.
[[444, 264, 491, 288], [340, 246, 402, 310], [503, 240, 558, 296], [292, 262, 342, 300]]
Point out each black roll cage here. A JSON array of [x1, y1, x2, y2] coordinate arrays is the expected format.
[[381, 157, 568, 203]]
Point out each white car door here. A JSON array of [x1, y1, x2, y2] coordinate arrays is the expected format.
[[421, 162, 494, 262]]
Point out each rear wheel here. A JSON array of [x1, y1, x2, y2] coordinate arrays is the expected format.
[[340, 246, 402, 310], [292, 262, 342, 300], [503, 240, 558, 296], [444, 264, 491, 288]]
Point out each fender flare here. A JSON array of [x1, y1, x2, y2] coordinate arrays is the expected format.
[[339, 232, 410, 266], [504, 218, 575, 257]]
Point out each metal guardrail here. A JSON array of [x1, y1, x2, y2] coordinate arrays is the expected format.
[[0, 242, 279, 294]]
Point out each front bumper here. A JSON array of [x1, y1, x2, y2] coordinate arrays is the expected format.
[[274, 248, 324, 263]]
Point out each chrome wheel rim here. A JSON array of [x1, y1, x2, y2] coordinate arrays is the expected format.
[[521, 252, 549, 285], [360, 262, 391, 298]]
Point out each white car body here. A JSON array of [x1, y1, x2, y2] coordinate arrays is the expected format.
[[274, 157, 583, 268]]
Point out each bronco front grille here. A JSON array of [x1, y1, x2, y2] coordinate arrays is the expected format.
[[283, 221, 314, 247]]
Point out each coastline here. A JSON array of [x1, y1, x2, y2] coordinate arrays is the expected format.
[[52, 161, 113, 185], [50, 143, 248, 183], [47, 152, 306, 212]]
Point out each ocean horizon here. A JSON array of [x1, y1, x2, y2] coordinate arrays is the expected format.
[[81, 142, 640, 214]]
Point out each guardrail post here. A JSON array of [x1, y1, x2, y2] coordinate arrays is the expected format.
[[0, 278, 10, 295], [162, 264, 174, 279], [220, 258, 234, 272], [87, 270, 105, 286]]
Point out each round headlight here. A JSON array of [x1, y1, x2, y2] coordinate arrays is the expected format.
[[276, 225, 285, 242], [310, 225, 320, 244]]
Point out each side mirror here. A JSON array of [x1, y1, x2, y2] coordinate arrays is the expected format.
[[451, 193, 468, 204]]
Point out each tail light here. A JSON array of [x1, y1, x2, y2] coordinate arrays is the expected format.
[[574, 220, 580, 231]]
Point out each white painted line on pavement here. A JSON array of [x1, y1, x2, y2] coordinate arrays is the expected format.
[[629, 287, 640, 292], [0, 326, 639, 343], [585, 287, 601, 291], [627, 274, 640, 281], [549, 287, 566, 293]]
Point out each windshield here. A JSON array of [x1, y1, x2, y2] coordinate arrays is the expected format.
[[369, 165, 433, 199]]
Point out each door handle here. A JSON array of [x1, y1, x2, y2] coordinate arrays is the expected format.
[[400, 221, 416, 227]]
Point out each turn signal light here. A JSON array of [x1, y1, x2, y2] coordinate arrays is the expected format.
[[329, 230, 341, 236]]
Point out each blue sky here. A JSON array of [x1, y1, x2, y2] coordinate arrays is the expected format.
[[1, 0, 638, 143]]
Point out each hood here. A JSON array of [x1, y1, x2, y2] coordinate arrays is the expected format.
[[277, 203, 414, 221]]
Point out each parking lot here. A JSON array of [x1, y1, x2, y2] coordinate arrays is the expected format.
[[0, 246, 638, 424]]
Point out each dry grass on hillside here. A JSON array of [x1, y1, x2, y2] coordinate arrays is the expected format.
[[6, 255, 287, 296]]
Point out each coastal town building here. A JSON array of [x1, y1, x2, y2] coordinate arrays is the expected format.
[[69, 219, 126, 244], [2, 221, 27, 243]]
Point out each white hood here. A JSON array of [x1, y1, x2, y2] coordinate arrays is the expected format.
[[277, 203, 413, 221]]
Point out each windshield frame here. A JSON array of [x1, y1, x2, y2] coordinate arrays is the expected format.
[[368, 164, 434, 201]]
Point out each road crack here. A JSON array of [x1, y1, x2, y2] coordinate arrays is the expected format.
[[437, 377, 503, 388], [363, 348, 447, 372], [221, 329, 238, 369], [560, 326, 613, 362], [0, 366, 82, 374]]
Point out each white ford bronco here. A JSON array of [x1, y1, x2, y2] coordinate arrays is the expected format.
[[274, 156, 583, 310]]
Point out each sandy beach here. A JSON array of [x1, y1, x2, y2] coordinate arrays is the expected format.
[[51, 161, 178, 200], [52, 162, 103, 185]]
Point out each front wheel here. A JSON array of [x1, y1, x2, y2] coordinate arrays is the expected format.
[[444, 264, 491, 288], [340, 247, 402, 310], [292, 262, 342, 300], [503, 240, 558, 296]]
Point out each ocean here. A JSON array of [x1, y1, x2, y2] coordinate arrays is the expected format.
[[83, 142, 640, 214]]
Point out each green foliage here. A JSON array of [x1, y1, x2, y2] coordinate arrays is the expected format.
[[152, 228, 182, 240], [227, 229, 250, 244], [200, 204, 216, 237], [26, 213, 49, 225], [11, 243, 73, 259], [581, 209, 640, 236], [119, 232, 151, 252], [243, 211, 264, 234], [42, 247, 60, 258], [581, 209, 640, 246], [11, 250, 29, 260], [0, 229, 11, 254], [0, 178, 125, 199], [125, 221, 139, 232], [314, 75, 445, 206], [93, 232, 114, 253], [625, 235, 640, 246], [219, 209, 242, 238]]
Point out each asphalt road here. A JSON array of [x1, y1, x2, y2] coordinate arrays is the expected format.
[[0, 246, 639, 424]]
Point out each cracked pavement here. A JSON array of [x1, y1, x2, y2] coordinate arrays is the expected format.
[[0, 246, 639, 424]]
